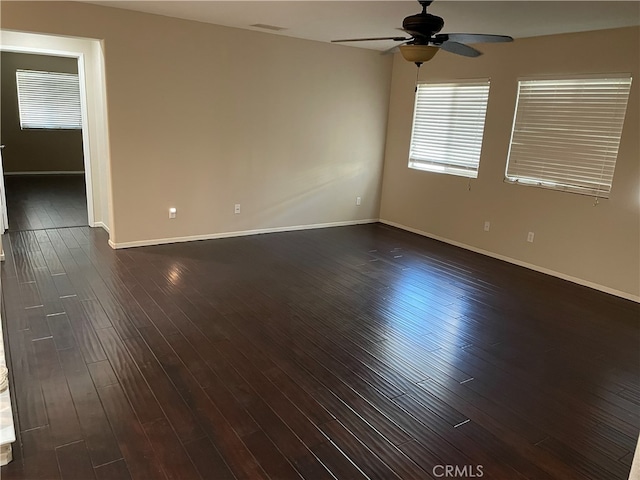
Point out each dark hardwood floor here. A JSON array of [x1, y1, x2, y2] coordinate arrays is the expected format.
[[0, 223, 638, 479], [4, 175, 88, 231]]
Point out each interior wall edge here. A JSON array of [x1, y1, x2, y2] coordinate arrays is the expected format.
[[380, 218, 640, 303]]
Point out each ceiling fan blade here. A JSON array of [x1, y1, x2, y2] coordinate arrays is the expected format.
[[438, 33, 513, 44], [439, 41, 482, 57], [331, 36, 409, 43]]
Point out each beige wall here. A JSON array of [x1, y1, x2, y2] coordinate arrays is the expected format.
[[381, 26, 640, 299], [0, 52, 84, 173], [1, 1, 392, 245]]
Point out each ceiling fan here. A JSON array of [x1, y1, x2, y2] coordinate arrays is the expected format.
[[332, 0, 513, 67]]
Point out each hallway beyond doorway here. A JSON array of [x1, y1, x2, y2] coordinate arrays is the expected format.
[[5, 174, 88, 230]]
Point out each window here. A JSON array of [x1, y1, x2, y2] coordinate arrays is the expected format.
[[409, 80, 490, 178], [16, 69, 82, 130], [505, 75, 632, 198]]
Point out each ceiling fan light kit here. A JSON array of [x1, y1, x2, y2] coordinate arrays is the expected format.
[[331, 0, 513, 68], [399, 45, 439, 66]]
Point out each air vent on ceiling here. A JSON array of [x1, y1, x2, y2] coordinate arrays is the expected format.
[[250, 24, 287, 31]]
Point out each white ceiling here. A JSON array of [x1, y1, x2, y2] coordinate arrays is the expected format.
[[86, 1, 640, 51]]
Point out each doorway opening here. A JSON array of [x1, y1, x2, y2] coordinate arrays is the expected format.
[[0, 29, 113, 240], [1, 51, 88, 231]]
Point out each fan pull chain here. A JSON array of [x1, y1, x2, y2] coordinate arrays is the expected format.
[[593, 196, 599, 207], [468, 178, 472, 191], [415, 65, 420, 93]]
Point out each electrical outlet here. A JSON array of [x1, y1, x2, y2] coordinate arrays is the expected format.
[[234, 204, 241, 214], [356, 196, 362, 206], [169, 207, 177, 219], [527, 232, 535, 243], [484, 221, 490, 232]]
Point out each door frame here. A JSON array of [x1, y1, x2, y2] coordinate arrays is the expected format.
[[0, 30, 112, 237]]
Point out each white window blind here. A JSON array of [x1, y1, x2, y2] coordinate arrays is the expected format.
[[505, 76, 632, 198], [409, 80, 490, 178], [16, 69, 82, 130]]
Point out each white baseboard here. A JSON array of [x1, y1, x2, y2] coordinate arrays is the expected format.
[[107, 218, 379, 250], [93, 222, 109, 233], [380, 219, 640, 303], [4, 171, 85, 176]]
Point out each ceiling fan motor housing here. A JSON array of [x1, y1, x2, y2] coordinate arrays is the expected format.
[[402, 13, 444, 39]]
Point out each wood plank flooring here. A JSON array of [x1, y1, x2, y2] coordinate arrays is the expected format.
[[1, 223, 638, 479], [4, 175, 88, 231]]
